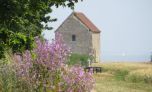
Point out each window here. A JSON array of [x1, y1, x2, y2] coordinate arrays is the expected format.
[[72, 34, 76, 41]]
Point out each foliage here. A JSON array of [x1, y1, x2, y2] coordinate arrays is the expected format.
[[0, 0, 81, 58], [63, 66, 94, 92], [114, 70, 128, 81], [13, 34, 94, 92], [67, 53, 93, 67], [0, 65, 34, 92], [0, 51, 34, 92]]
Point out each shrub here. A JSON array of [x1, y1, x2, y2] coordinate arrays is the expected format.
[[62, 66, 94, 92], [14, 33, 94, 92], [114, 70, 129, 81], [67, 53, 92, 67], [0, 52, 34, 92]]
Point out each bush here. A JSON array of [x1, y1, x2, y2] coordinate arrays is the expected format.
[[13, 33, 94, 92], [0, 52, 34, 92], [67, 54, 92, 67], [114, 70, 129, 81]]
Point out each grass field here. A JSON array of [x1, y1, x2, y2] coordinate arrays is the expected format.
[[92, 62, 152, 92]]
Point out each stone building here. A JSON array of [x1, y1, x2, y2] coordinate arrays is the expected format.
[[55, 12, 101, 62]]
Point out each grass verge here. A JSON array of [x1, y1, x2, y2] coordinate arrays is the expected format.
[[93, 62, 152, 92]]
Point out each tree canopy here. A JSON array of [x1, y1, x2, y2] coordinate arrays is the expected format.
[[0, 0, 81, 58]]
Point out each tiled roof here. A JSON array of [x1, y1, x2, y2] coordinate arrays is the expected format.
[[74, 12, 100, 33]]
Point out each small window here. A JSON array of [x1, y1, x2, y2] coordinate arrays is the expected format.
[[72, 34, 76, 41]]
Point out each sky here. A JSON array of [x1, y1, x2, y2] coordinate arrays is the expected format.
[[43, 0, 152, 62]]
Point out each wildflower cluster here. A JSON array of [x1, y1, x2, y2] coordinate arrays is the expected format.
[[62, 66, 94, 92], [14, 33, 94, 92]]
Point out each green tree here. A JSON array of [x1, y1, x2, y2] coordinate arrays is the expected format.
[[0, 0, 81, 58]]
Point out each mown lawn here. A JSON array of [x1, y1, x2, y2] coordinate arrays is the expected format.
[[92, 62, 152, 92]]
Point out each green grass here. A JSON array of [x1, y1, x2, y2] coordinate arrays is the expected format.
[[92, 62, 152, 92], [0, 65, 33, 92], [107, 69, 129, 81], [0, 51, 34, 92], [67, 54, 91, 67]]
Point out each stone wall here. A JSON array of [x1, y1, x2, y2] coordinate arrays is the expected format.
[[92, 33, 100, 62], [56, 14, 92, 55]]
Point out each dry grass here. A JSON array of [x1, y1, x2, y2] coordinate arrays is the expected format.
[[92, 62, 152, 92], [93, 62, 152, 71]]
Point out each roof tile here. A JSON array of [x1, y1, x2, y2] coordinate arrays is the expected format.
[[74, 12, 100, 33]]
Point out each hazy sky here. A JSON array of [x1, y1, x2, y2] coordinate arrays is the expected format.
[[43, 0, 152, 61]]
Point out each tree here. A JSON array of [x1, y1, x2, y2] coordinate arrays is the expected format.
[[0, 0, 81, 58]]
